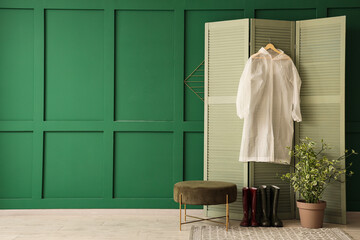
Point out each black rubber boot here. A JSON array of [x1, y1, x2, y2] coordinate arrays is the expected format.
[[259, 185, 271, 227], [270, 185, 283, 227]]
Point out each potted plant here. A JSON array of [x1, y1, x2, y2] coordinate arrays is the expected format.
[[281, 137, 356, 228]]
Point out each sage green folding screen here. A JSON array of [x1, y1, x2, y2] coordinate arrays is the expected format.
[[204, 19, 249, 219], [296, 17, 346, 224], [249, 19, 296, 220], [204, 16, 346, 223]]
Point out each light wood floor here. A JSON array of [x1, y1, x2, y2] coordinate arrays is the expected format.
[[0, 209, 359, 240]]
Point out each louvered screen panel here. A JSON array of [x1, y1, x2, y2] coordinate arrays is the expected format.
[[250, 19, 296, 219], [296, 16, 346, 224], [204, 19, 249, 218]]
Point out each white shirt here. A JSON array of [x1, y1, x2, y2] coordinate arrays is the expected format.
[[236, 47, 302, 164]]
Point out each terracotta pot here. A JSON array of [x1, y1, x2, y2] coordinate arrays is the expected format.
[[297, 200, 326, 228]]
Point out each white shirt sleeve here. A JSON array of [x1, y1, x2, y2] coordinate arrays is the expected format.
[[236, 58, 252, 119], [290, 61, 302, 122]]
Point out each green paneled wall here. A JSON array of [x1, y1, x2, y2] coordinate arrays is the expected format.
[[115, 10, 174, 121], [114, 132, 173, 198], [254, 9, 316, 20], [0, 0, 359, 210], [43, 132, 104, 198], [45, 10, 104, 121], [0, 132, 33, 198], [184, 132, 204, 181], [0, 9, 33, 121]]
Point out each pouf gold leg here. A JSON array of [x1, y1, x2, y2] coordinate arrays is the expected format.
[[185, 204, 187, 222], [179, 194, 182, 231], [226, 194, 229, 231]]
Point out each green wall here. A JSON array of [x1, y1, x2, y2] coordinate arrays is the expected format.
[[0, 0, 359, 210]]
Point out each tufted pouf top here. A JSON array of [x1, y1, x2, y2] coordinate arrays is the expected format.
[[173, 180, 237, 205]]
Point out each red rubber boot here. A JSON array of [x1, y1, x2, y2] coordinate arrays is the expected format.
[[240, 187, 250, 227], [250, 187, 259, 227]]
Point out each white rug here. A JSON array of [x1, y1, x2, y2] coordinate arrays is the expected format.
[[189, 225, 353, 240]]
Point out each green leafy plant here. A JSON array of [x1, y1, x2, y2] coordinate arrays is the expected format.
[[281, 137, 356, 203]]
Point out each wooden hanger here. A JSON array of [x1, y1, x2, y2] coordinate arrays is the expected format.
[[251, 41, 289, 59], [264, 43, 282, 54]]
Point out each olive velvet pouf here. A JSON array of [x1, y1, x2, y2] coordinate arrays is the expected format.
[[173, 180, 237, 231]]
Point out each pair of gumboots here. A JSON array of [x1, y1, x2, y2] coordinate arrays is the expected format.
[[240, 185, 283, 227]]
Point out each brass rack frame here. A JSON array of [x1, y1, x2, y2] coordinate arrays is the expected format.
[[184, 60, 205, 102]]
